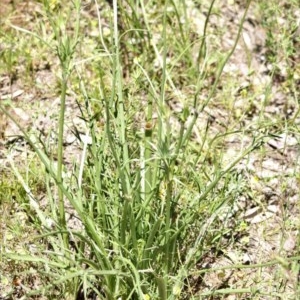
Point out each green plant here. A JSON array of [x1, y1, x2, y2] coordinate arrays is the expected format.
[[2, 0, 299, 299], [1, 0, 253, 298]]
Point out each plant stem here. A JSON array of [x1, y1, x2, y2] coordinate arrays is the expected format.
[[57, 72, 68, 251]]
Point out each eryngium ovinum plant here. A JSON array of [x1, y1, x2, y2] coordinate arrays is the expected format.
[[1, 0, 261, 299]]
